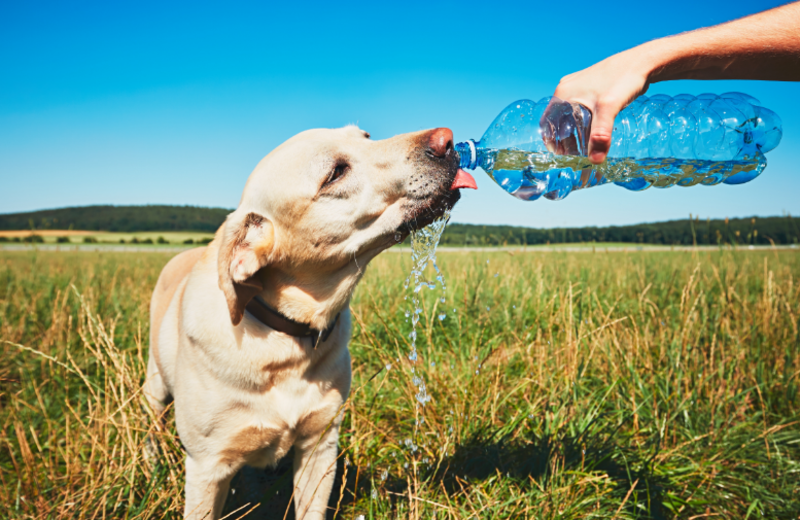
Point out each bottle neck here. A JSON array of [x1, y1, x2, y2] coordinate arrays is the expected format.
[[455, 140, 478, 170]]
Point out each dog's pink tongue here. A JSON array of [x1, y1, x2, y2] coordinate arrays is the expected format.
[[450, 169, 478, 190]]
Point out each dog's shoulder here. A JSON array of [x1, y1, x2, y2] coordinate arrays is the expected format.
[[156, 247, 207, 292], [150, 247, 208, 354]]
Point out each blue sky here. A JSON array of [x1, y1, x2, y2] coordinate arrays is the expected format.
[[1, 0, 797, 228]]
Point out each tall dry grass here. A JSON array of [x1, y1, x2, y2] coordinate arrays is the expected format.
[[1, 249, 799, 519]]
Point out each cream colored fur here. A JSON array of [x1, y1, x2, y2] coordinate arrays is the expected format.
[[145, 125, 459, 519]]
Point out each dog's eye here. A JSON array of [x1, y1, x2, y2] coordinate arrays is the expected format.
[[325, 162, 349, 187]]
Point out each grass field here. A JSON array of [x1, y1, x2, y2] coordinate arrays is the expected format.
[[1, 248, 799, 519]]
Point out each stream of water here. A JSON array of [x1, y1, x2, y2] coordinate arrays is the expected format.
[[403, 208, 451, 418]]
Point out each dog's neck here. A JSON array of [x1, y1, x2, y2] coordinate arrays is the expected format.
[[255, 261, 366, 331]]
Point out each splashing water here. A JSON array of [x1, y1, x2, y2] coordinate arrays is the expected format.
[[403, 208, 451, 407]]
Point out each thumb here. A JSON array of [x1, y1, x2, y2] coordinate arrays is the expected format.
[[588, 100, 621, 164]]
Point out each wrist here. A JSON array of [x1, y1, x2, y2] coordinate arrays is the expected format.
[[633, 38, 682, 84]]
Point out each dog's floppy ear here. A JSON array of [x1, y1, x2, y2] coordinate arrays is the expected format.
[[218, 211, 275, 325]]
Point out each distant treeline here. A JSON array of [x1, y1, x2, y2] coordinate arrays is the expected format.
[[0, 205, 231, 232], [442, 216, 800, 246], [2, 205, 799, 246]]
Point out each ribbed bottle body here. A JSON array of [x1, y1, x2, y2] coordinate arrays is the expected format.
[[456, 93, 782, 201]]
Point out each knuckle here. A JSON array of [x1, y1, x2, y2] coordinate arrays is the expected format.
[[591, 132, 613, 144], [596, 96, 620, 111]]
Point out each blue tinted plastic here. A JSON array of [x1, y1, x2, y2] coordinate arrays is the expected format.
[[455, 92, 782, 201]]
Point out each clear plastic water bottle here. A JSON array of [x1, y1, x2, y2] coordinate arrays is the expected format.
[[455, 93, 782, 201]]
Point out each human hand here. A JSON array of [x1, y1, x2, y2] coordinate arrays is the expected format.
[[552, 48, 653, 164]]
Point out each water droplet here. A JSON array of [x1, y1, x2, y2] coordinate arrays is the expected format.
[[438, 313, 446, 321], [385, 363, 392, 371], [394, 232, 402, 242], [371, 489, 378, 499], [513, 305, 516, 309], [486, 306, 491, 311], [381, 469, 388, 481], [494, 272, 499, 277], [430, 361, 436, 367], [440, 297, 446, 303]]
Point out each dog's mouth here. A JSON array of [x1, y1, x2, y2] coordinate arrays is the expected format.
[[397, 188, 459, 236], [359, 143, 478, 256], [397, 165, 477, 237]]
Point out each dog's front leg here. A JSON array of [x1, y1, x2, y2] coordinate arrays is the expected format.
[[292, 424, 340, 520], [183, 455, 233, 520]]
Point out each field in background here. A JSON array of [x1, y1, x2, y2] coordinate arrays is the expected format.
[[3, 205, 799, 246], [0, 230, 215, 245], [0, 231, 665, 249], [1, 249, 799, 519]]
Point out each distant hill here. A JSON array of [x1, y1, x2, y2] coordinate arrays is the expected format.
[[0, 205, 232, 233], [1, 205, 798, 246]]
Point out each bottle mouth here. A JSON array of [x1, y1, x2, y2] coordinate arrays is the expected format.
[[455, 140, 477, 170]]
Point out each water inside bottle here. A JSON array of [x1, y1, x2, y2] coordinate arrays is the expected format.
[[484, 148, 766, 201]]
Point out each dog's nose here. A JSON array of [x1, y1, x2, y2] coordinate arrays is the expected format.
[[427, 128, 453, 158]]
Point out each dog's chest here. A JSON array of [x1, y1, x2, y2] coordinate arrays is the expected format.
[[219, 422, 294, 469], [215, 367, 346, 469]]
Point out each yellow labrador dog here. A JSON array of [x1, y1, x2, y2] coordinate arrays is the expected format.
[[145, 125, 476, 519]]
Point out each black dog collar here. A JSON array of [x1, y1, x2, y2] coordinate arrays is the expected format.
[[245, 296, 339, 349]]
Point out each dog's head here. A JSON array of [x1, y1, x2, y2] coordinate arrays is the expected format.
[[217, 125, 476, 327]]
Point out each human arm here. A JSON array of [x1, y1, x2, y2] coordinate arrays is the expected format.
[[553, 1, 800, 164]]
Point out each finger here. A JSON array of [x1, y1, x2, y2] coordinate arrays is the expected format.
[[588, 100, 620, 164]]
